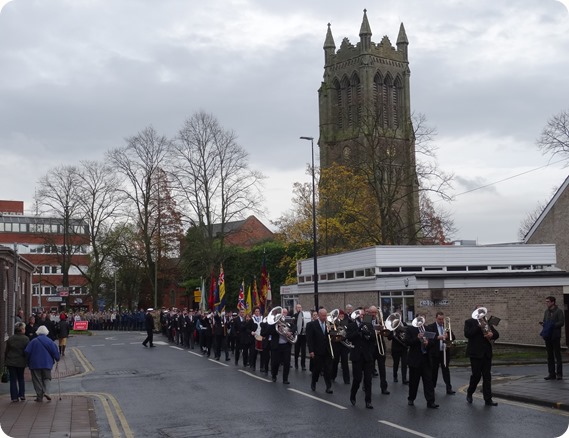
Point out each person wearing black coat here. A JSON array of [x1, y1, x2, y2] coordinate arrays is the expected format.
[[346, 308, 375, 409], [388, 321, 408, 384], [57, 313, 70, 356], [464, 306, 500, 406], [232, 310, 246, 365], [142, 308, 156, 348], [426, 312, 456, 395], [406, 316, 438, 408], [239, 313, 254, 366], [306, 308, 334, 393], [262, 308, 293, 384]]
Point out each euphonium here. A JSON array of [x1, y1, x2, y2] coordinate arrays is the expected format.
[[267, 306, 297, 344], [385, 312, 407, 345], [471, 307, 490, 334]]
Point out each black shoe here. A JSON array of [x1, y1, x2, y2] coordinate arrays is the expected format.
[[402, 380, 409, 385], [372, 371, 379, 377], [446, 390, 456, 395], [302, 367, 306, 371], [466, 394, 473, 404], [272, 376, 277, 382], [325, 388, 333, 394], [545, 375, 556, 380], [557, 375, 563, 380], [226, 357, 231, 361], [142, 342, 147, 347], [366, 403, 374, 409], [427, 402, 439, 409], [149, 345, 155, 348], [19, 397, 25, 401], [485, 400, 498, 406], [311, 383, 316, 391], [44, 394, 51, 401], [408, 400, 414, 406], [350, 396, 356, 406], [283, 380, 290, 384], [382, 390, 390, 395]]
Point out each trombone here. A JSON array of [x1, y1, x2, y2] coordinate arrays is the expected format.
[[443, 317, 451, 367], [374, 310, 387, 356], [326, 309, 339, 360]]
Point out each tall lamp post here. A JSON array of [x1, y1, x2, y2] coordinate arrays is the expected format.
[[300, 136, 318, 310]]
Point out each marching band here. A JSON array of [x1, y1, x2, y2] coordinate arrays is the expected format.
[[155, 302, 501, 409]]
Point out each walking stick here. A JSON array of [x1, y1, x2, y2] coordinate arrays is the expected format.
[[56, 361, 62, 400]]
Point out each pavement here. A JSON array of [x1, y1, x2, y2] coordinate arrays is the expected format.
[[0, 344, 568, 438]]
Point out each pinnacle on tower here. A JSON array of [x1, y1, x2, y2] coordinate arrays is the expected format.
[[396, 22, 409, 59], [324, 23, 336, 65], [359, 9, 372, 51]]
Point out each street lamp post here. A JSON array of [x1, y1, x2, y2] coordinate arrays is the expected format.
[[300, 136, 318, 310]]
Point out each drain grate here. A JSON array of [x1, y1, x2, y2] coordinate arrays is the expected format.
[[159, 425, 222, 437], [105, 369, 138, 375]]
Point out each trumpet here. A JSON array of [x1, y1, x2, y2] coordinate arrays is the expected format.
[[412, 315, 429, 351]]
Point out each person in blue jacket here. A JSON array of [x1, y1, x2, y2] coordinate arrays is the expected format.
[[24, 325, 60, 402]]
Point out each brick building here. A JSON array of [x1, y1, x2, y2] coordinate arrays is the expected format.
[[281, 243, 569, 347], [0, 200, 91, 313], [211, 215, 274, 248]]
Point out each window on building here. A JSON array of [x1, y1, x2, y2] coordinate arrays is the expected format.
[[345, 271, 354, 279]]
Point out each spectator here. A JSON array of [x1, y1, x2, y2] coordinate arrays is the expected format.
[[5, 322, 29, 402], [24, 325, 60, 402]]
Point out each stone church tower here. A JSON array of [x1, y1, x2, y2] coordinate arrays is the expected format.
[[318, 10, 420, 244]]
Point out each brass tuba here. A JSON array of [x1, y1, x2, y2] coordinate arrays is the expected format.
[[267, 306, 297, 344], [385, 312, 407, 345]]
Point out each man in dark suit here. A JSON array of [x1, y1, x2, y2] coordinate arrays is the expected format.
[[406, 314, 438, 408], [426, 311, 456, 395], [306, 308, 334, 393], [262, 308, 294, 384], [465, 305, 499, 406], [232, 309, 245, 365], [368, 306, 390, 395], [331, 310, 351, 385], [293, 304, 308, 370], [142, 308, 155, 348], [346, 308, 375, 409]]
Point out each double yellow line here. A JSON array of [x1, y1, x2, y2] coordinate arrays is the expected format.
[[65, 347, 133, 437]]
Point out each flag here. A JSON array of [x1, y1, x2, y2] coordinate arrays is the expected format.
[[199, 277, 207, 312], [208, 271, 216, 312], [237, 280, 245, 310], [266, 274, 272, 308], [217, 265, 226, 313], [260, 256, 269, 315], [246, 284, 253, 314], [253, 278, 260, 309]]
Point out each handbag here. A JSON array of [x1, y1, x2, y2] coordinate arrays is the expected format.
[[540, 320, 554, 340], [1, 367, 8, 383]]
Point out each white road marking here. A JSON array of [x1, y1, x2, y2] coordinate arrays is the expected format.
[[188, 351, 203, 357], [238, 370, 272, 382], [287, 388, 348, 410], [111, 343, 125, 346], [170, 346, 184, 351], [379, 421, 435, 438], [91, 344, 105, 347], [208, 358, 229, 367]]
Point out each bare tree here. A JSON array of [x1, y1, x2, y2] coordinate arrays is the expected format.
[[170, 111, 265, 269], [107, 126, 171, 302], [74, 160, 124, 305], [35, 165, 86, 288], [537, 109, 569, 160]]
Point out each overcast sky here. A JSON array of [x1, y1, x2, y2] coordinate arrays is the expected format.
[[1, 0, 569, 244]]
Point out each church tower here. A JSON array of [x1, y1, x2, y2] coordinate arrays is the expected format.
[[318, 10, 420, 245]]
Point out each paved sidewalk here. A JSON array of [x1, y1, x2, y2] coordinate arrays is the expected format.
[[492, 374, 569, 411], [0, 351, 99, 438]]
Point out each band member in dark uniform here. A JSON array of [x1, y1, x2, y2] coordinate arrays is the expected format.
[[240, 313, 254, 366], [406, 314, 438, 408], [263, 308, 294, 384], [201, 312, 213, 357], [368, 305, 390, 395], [306, 308, 334, 393], [388, 320, 408, 384], [331, 310, 350, 385], [426, 311, 455, 394], [347, 308, 375, 409], [259, 317, 271, 374], [232, 309, 246, 365], [184, 310, 196, 350], [465, 305, 499, 406], [293, 304, 308, 370], [212, 311, 227, 360], [142, 308, 155, 348]]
